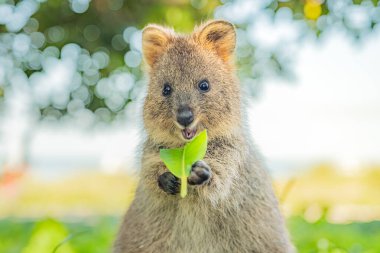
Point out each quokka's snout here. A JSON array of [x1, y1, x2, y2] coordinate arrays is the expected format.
[[174, 104, 199, 140], [170, 92, 201, 140], [176, 105, 194, 128]]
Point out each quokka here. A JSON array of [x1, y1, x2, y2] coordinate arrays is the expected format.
[[114, 20, 294, 253]]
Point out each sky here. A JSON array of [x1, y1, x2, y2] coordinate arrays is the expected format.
[[249, 28, 380, 172], [1, 26, 380, 177]]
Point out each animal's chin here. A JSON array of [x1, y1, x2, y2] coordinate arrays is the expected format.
[[181, 128, 197, 141]]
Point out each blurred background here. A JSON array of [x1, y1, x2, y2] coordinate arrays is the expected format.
[[1, 0, 380, 252]]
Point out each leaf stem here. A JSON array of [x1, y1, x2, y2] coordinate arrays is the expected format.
[[180, 175, 187, 198], [180, 146, 187, 198]]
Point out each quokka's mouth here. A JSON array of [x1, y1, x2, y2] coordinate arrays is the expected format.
[[181, 128, 197, 140]]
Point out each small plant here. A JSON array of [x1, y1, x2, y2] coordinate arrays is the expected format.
[[159, 130, 208, 198]]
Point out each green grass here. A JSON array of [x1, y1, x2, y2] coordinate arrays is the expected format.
[[1, 216, 380, 253], [289, 217, 380, 253], [0, 217, 118, 253]]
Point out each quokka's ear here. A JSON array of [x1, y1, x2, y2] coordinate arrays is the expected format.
[[142, 24, 174, 67], [193, 20, 236, 63]]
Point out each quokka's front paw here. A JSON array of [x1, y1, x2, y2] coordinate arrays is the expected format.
[[158, 172, 180, 195], [188, 160, 211, 186]]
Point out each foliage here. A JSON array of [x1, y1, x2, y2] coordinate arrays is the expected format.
[[22, 219, 74, 253], [1, 167, 380, 252], [1, 216, 380, 253], [1, 0, 379, 122], [218, 0, 380, 93], [0, 0, 219, 123], [289, 216, 380, 252], [0, 217, 117, 253]]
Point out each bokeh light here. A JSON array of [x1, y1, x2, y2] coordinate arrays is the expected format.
[[304, 0, 322, 20]]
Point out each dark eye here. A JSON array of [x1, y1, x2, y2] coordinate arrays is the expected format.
[[162, 83, 172, 97], [198, 80, 210, 93]]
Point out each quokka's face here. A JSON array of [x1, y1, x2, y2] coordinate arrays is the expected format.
[[142, 20, 241, 145]]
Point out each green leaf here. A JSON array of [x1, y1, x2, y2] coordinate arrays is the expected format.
[[184, 130, 208, 174], [159, 148, 184, 178], [22, 218, 74, 253], [159, 130, 208, 198]]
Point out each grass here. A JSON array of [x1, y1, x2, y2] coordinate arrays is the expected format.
[[1, 216, 380, 253], [1, 166, 380, 252], [289, 216, 380, 253], [0, 217, 118, 253]]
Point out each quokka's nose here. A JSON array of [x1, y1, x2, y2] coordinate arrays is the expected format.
[[176, 106, 194, 127]]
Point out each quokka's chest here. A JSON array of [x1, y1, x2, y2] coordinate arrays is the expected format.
[[159, 201, 243, 251]]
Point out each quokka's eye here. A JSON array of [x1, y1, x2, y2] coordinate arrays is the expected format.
[[162, 83, 172, 97], [198, 80, 210, 93]]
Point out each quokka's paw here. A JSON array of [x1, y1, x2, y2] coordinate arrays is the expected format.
[[158, 172, 180, 195], [188, 160, 211, 186]]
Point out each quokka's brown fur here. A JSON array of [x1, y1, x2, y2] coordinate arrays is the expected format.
[[114, 20, 294, 253]]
